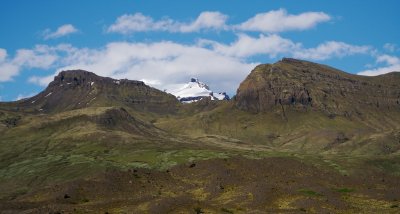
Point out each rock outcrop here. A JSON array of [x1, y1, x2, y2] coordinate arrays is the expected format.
[[15, 70, 180, 114], [235, 58, 400, 117]]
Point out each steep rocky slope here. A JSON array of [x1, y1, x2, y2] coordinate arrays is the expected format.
[[235, 58, 400, 118], [1, 70, 180, 114]]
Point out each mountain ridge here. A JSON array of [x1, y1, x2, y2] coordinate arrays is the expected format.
[[235, 58, 400, 117], [2, 70, 180, 114]]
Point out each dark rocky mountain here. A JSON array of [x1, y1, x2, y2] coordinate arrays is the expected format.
[[3, 70, 180, 114], [235, 58, 400, 117]]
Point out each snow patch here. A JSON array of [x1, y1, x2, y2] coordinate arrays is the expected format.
[[31, 100, 36, 104], [44, 92, 52, 97], [114, 80, 120, 85], [182, 99, 200, 104], [213, 92, 228, 100]]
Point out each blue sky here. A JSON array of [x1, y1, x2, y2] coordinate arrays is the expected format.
[[0, 0, 399, 101]]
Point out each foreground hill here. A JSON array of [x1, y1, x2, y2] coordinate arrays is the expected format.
[[0, 59, 400, 213]]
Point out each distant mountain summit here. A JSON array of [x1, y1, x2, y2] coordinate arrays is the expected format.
[[236, 58, 400, 117], [10, 70, 179, 114], [166, 78, 229, 103]]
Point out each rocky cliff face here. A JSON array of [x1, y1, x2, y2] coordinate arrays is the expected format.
[[15, 70, 180, 114], [235, 58, 400, 117]]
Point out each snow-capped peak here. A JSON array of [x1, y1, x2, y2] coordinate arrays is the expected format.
[[189, 78, 210, 90], [165, 78, 229, 103]]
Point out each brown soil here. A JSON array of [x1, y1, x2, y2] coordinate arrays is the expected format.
[[1, 157, 400, 213]]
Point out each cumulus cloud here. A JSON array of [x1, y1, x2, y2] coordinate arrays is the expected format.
[[107, 13, 172, 34], [293, 41, 371, 60], [107, 11, 228, 34], [15, 92, 38, 101], [376, 54, 400, 65], [13, 48, 58, 68], [43, 24, 78, 40], [0, 45, 61, 82], [26, 41, 257, 94], [200, 35, 370, 61], [0, 63, 19, 82], [383, 43, 398, 52], [2, 35, 371, 94], [179, 11, 228, 32], [28, 75, 55, 87], [200, 34, 300, 58], [358, 54, 400, 76], [236, 9, 331, 33], [0, 48, 7, 62], [108, 9, 332, 34]]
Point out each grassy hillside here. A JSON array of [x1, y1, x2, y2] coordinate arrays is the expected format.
[[156, 101, 400, 156], [0, 63, 399, 212]]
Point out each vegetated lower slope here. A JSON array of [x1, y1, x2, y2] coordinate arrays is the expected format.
[[156, 58, 400, 156], [2, 157, 400, 213], [0, 106, 174, 195]]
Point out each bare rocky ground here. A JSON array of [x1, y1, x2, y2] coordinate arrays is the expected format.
[[1, 156, 399, 214]]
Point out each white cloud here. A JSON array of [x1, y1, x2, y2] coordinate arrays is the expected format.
[[108, 9, 331, 34], [200, 34, 370, 61], [358, 64, 400, 76], [376, 54, 400, 65], [2, 35, 371, 93], [107, 11, 228, 34], [107, 13, 172, 34], [26, 41, 257, 94], [0, 45, 60, 82], [0, 63, 19, 82], [200, 34, 300, 58], [358, 54, 400, 76], [15, 92, 37, 101], [13, 48, 58, 68], [0, 48, 7, 62], [383, 43, 398, 52], [236, 9, 331, 33], [178, 11, 228, 32], [43, 24, 78, 40], [28, 75, 55, 87], [293, 41, 371, 60]]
